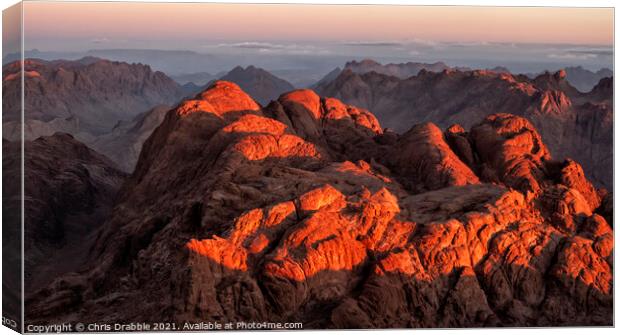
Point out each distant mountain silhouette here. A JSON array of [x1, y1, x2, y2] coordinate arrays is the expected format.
[[311, 67, 342, 89], [217, 65, 295, 105], [343, 59, 455, 78]]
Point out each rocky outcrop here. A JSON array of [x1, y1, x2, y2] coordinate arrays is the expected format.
[[25, 82, 612, 328], [470, 114, 551, 196], [315, 68, 613, 190], [388, 122, 479, 192]]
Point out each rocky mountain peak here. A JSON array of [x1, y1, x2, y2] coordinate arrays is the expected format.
[[532, 69, 577, 96], [177, 80, 262, 117]]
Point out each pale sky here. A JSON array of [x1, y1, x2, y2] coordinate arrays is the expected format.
[[22, 1, 614, 48]]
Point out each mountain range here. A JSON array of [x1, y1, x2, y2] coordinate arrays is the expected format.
[[2, 55, 613, 327], [2, 57, 613, 191], [2, 57, 187, 140], [343, 59, 457, 78], [21, 81, 612, 327], [1, 58, 298, 172], [315, 59, 612, 93], [315, 68, 613, 189]]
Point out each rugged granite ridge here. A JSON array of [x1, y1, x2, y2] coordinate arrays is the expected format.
[[315, 68, 613, 189], [334, 59, 611, 93], [344, 59, 454, 78], [26, 81, 612, 327], [2, 58, 186, 140]]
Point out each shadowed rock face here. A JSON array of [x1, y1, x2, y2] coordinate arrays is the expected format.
[[315, 68, 613, 190], [87, 105, 172, 172], [2, 133, 127, 294], [26, 81, 612, 328], [2, 58, 186, 140]]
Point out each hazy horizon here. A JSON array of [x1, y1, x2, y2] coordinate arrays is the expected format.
[[4, 2, 614, 78]]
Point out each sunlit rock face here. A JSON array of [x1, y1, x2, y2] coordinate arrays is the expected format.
[[26, 81, 612, 327]]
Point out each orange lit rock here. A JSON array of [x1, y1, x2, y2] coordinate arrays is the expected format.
[[390, 122, 479, 192], [177, 81, 261, 117], [323, 97, 382, 134], [558, 159, 601, 211], [297, 184, 346, 213], [471, 113, 550, 196], [279, 89, 322, 119]]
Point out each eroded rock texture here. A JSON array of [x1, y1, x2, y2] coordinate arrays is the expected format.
[[26, 81, 612, 327]]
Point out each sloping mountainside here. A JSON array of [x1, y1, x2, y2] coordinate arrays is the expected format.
[[315, 68, 613, 189], [2, 58, 186, 140], [2, 134, 126, 294], [311, 67, 342, 89], [218, 65, 296, 105], [88, 105, 172, 172], [27, 82, 612, 327]]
